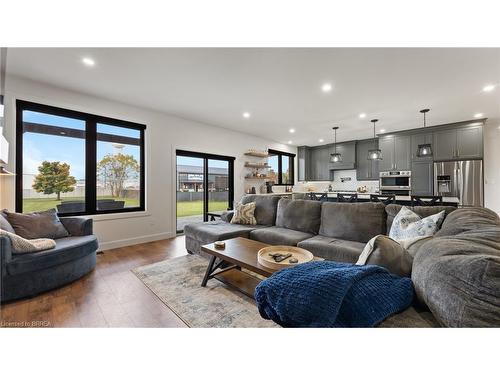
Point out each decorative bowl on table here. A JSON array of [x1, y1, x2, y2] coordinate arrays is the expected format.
[[258, 246, 314, 270]]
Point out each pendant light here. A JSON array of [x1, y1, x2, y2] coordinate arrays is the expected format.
[[330, 126, 342, 163], [417, 108, 433, 157], [367, 119, 382, 160]]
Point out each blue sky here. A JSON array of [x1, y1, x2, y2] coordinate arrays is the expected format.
[[177, 155, 229, 169], [23, 111, 140, 180]]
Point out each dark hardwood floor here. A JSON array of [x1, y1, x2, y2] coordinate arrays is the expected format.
[[0, 236, 189, 328]]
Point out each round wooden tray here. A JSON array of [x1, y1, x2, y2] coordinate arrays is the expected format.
[[258, 245, 314, 270]]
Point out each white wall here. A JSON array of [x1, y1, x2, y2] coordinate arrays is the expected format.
[[0, 75, 296, 250], [484, 119, 500, 215]]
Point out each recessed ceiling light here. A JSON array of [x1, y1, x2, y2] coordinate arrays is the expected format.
[[319, 139, 324, 143], [359, 113, 367, 119], [82, 57, 95, 67], [321, 83, 333, 93], [379, 129, 386, 133], [242, 112, 251, 119], [483, 84, 495, 92], [288, 140, 293, 144], [474, 113, 483, 118], [289, 128, 295, 133]]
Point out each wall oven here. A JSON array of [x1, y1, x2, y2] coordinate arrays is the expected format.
[[379, 171, 411, 195]]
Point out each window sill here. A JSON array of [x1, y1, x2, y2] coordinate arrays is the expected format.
[[85, 210, 150, 222]]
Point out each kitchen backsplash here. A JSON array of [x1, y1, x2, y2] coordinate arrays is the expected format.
[[292, 170, 380, 193]]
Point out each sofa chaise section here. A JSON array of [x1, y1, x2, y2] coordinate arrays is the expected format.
[[184, 195, 281, 256]]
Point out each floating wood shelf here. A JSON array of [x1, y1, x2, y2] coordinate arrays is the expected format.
[[245, 176, 269, 180], [245, 163, 271, 169], [244, 151, 269, 157]]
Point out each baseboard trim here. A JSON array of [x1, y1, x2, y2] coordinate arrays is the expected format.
[[98, 231, 176, 251]]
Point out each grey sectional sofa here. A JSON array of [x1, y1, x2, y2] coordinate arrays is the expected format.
[[184, 195, 500, 327]]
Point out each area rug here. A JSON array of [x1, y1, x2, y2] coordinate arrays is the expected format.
[[132, 255, 278, 328]]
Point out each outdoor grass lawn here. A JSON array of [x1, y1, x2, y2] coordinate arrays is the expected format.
[[23, 198, 228, 217], [22, 196, 139, 213], [177, 200, 228, 217]]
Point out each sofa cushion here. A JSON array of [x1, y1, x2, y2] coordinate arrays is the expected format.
[[356, 235, 413, 277], [435, 207, 500, 237], [297, 235, 365, 263], [4, 209, 69, 239], [412, 226, 500, 327], [0, 210, 15, 233], [6, 235, 98, 275], [241, 195, 281, 226], [385, 204, 456, 234], [275, 199, 322, 234], [249, 227, 313, 246], [184, 221, 264, 244], [319, 202, 386, 243]]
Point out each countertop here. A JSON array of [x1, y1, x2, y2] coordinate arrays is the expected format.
[[252, 191, 460, 204]]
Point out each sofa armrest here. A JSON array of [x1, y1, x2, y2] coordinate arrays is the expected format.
[[60, 217, 93, 236], [1, 235, 13, 265], [220, 211, 234, 223]]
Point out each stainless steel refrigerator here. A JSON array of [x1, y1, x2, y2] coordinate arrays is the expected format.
[[434, 160, 483, 207]]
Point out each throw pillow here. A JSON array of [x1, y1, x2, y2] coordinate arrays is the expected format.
[[356, 235, 413, 277], [389, 206, 445, 241], [230, 202, 257, 225], [4, 209, 69, 239], [0, 210, 16, 233]]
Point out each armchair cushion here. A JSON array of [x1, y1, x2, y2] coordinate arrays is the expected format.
[[60, 217, 93, 236], [4, 209, 69, 239]]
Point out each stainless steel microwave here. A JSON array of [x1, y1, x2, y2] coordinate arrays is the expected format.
[[379, 171, 411, 191]]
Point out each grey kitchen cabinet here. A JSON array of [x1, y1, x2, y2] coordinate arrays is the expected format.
[[411, 132, 433, 161], [411, 161, 434, 196], [378, 135, 410, 171], [433, 129, 457, 160], [433, 124, 483, 161], [309, 145, 330, 181], [329, 141, 356, 170], [297, 146, 311, 181], [378, 136, 395, 171], [457, 126, 483, 159], [356, 139, 379, 180]]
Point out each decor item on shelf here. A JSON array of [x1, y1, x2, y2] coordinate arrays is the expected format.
[[417, 108, 433, 157], [368, 119, 383, 160], [330, 126, 342, 163]]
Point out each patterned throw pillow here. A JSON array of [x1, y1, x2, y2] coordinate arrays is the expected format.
[[230, 202, 257, 225], [389, 206, 445, 241]]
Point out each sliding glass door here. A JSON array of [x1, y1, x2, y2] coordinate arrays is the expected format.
[[176, 150, 234, 233]]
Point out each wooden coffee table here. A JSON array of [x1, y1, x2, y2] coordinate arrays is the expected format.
[[200, 237, 276, 298]]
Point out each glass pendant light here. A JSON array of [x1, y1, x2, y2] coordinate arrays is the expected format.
[[330, 126, 342, 163], [367, 119, 382, 160], [417, 108, 433, 157]]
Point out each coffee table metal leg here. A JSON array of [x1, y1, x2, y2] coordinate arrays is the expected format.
[[201, 255, 217, 287]]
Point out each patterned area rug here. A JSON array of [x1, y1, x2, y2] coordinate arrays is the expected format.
[[132, 255, 278, 328]]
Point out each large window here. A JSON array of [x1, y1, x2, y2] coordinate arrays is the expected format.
[[16, 100, 145, 216], [268, 149, 295, 185]]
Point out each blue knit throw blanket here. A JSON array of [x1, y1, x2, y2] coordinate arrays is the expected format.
[[255, 261, 414, 328]]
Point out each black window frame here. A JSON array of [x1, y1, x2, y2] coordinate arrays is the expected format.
[[16, 100, 146, 216], [268, 148, 295, 186]]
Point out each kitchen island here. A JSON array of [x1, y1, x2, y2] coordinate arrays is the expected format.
[[296, 192, 460, 206]]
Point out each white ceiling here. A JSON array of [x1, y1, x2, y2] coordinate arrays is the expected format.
[[6, 48, 500, 146]]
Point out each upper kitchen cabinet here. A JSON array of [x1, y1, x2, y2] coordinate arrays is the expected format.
[[433, 123, 483, 161], [309, 145, 330, 181], [379, 135, 411, 171], [356, 139, 379, 180], [297, 146, 311, 181], [411, 132, 434, 161], [329, 141, 356, 170]]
